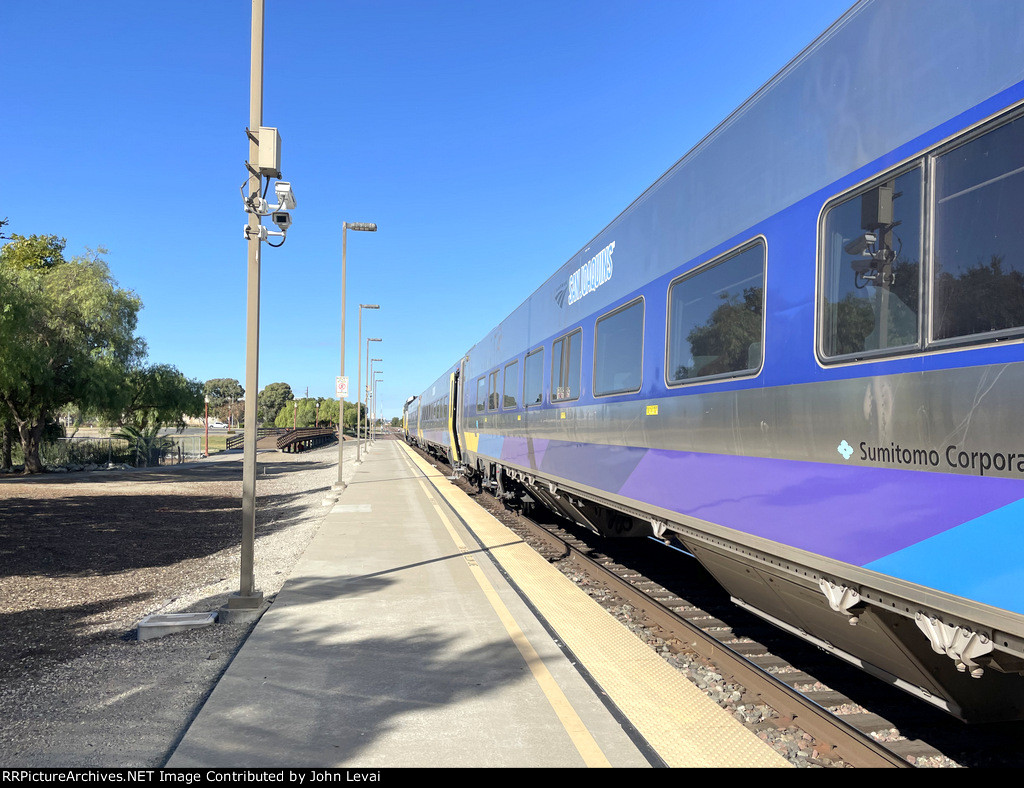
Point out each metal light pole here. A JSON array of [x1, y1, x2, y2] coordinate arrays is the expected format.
[[336, 222, 377, 489], [361, 338, 381, 458], [233, 0, 265, 615], [368, 358, 381, 443], [357, 305, 380, 464], [373, 374, 383, 443], [204, 396, 209, 457]]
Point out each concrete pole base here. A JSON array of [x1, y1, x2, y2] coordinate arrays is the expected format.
[[219, 592, 267, 625]]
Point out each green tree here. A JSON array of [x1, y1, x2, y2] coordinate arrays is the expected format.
[[1, 411, 17, 469], [204, 378, 244, 425], [318, 398, 339, 427], [342, 400, 363, 435], [110, 363, 205, 433], [273, 397, 321, 428], [0, 236, 143, 473], [258, 382, 293, 424]]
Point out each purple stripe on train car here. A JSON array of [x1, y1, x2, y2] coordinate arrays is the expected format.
[[498, 436, 550, 470], [618, 449, 1024, 566], [540, 441, 648, 493]]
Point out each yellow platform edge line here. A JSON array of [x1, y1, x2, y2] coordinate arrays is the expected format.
[[415, 475, 612, 768], [398, 442, 791, 769]]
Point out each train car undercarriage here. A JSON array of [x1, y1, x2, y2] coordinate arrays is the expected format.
[[462, 456, 1024, 723]]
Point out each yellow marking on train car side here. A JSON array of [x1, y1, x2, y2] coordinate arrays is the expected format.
[[465, 431, 479, 452], [560, 411, 566, 419], [646, 404, 659, 416]]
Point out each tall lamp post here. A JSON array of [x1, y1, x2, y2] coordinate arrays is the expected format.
[[204, 396, 209, 457], [234, 0, 267, 616], [361, 338, 381, 459], [368, 358, 382, 443], [228, 0, 299, 621], [357, 304, 380, 464], [336, 221, 377, 489], [367, 356, 382, 452], [373, 374, 383, 443]]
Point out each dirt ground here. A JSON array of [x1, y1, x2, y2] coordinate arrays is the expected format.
[[0, 447, 339, 767]]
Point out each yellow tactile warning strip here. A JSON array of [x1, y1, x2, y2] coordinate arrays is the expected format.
[[399, 442, 791, 768]]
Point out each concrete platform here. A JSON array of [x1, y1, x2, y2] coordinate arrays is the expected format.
[[167, 440, 789, 768]]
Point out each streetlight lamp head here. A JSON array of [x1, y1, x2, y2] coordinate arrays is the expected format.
[[369, 337, 382, 343], [361, 304, 380, 309], [345, 222, 377, 232]]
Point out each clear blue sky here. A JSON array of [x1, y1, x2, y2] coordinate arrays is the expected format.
[[4, 0, 852, 420]]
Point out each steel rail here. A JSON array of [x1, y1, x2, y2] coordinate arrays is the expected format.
[[513, 514, 913, 769]]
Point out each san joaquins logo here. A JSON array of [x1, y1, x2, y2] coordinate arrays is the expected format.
[[836, 438, 1024, 477], [555, 241, 615, 308]]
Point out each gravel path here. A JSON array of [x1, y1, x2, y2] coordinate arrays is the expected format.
[[0, 444, 347, 768]]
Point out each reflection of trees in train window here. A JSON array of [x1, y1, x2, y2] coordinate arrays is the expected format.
[[594, 298, 643, 396], [668, 242, 765, 383], [524, 349, 543, 406], [933, 114, 1024, 341], [820, 169, 922, 358], [503, 360, 519, 408], [488, 370, 499, 410], [476, 377, 486, 412]]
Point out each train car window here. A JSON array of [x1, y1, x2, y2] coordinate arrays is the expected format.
[[668, 241, 765, 383], [476, 377, 486, 413], [594, 298, 644, 396], [820, 169, 922, 359], [487, 370, 499, 410], [503, 361, 519, 409], [552, 329, 582, 401], [524, 348, 544, 406], [931, 114, 1024, 343]]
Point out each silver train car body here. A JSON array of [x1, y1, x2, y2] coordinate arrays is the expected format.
[[407, 0, 1024, 721]]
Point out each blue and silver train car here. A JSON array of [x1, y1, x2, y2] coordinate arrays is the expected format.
[[409, 0, 1024, 721], [402, 395, 419, 444], [409, 364, 461, 466]]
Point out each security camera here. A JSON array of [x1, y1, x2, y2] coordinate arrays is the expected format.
[[272, 211, 292, 230], [274, 181, 297, 211], [843, 232, 877, 257]]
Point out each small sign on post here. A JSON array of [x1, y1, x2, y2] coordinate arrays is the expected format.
[[336, 376, 349, 398]]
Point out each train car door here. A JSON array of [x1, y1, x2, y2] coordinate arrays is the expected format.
[[447, 369, 462, 464]]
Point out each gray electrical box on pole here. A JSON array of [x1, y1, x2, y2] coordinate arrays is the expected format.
[[258, 126, 281, 178]]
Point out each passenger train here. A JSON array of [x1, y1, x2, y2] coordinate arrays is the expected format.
[[403, 0, 1024, 722]]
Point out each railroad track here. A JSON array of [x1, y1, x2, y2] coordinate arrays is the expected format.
[[411, 445, 1024, 768]]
